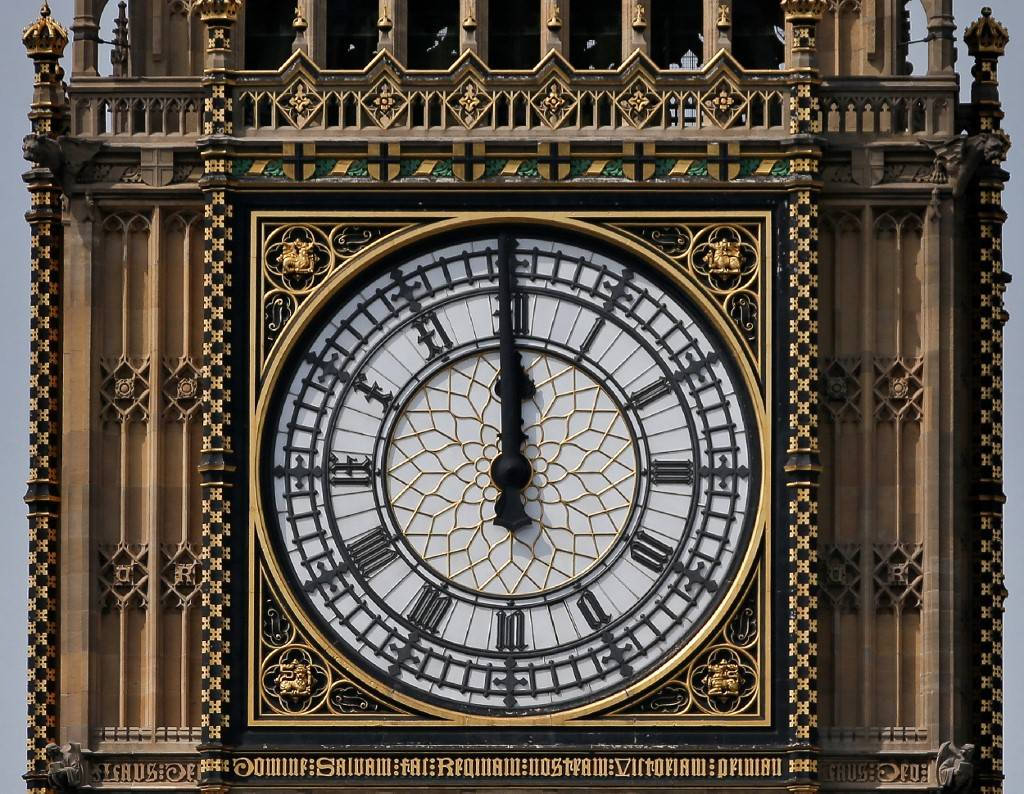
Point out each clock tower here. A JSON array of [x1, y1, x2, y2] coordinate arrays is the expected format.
[[21, 0, 1010, 791]]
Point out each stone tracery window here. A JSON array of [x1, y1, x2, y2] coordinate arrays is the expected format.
[[731, 0, 785, 70], [570, 0, 622, 70], [244, 0, 296, 70], [651, 0, 703, 70], [326, 0, 379, 69]]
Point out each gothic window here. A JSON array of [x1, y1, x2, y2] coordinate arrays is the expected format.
[[326, 0, 379, 69], [731, 0, 785, 70], [651, 0, 703, 70], [407, 1, 460, 70], [489, 0, 541, 70], [244, 0, 295, 70], [570, 0, 622, 70]]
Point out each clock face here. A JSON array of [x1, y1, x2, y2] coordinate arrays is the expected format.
[[263, 231, 761, 717]]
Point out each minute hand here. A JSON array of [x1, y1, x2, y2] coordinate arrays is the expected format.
[[491, 234, 532, 531]]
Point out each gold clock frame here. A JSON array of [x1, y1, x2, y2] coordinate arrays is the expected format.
[[248, 210, 773, 728]]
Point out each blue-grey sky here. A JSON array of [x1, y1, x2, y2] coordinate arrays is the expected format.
[[0, 0, 1018, 785]]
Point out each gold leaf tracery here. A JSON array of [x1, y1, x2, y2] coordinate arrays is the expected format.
[[256, 568, 413, 720], [607, 221, 763, 357]]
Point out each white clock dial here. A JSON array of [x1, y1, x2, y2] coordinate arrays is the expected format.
[[263, 232, 760, 716]]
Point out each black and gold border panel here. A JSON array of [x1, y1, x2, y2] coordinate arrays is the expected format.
[[252, 213, 769, 379], [247, 210, 772, 731], [964, 10, 1010, 793], [781, 0, 826, 786], [21, 4, 69, 789], [198, 1, 241, 789], [249, 541, 769, 728]]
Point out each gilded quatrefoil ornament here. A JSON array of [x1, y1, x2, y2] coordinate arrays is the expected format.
[[447, 79, 493, 129], [276, 78, 324, 130], [265, 225, 333, 294], [616, 78, 662, 128], [362, 78, 407, 129], [532, 79, 577, 129], [701, 77, 748, 129]]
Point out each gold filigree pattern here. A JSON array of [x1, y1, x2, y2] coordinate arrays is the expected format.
[[255, 570, 412, 720], [609, 221, 763, 359], [387, 351, 638, 596], [259, 222, 419, 371], [608, 566, 763, 718]]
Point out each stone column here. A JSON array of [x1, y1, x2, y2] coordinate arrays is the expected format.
[[780, 1, 826, 791], [196, 1, 241, 791], [21, 2, 69, 790], [964, 11, 1010, 794], [925, 0, 956, 75]]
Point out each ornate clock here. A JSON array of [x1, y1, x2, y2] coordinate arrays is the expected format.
[[258, 228, 762, 719]]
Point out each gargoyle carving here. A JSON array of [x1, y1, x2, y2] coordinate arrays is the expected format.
[[45, 742, 83, 791], [927, 131, 1011, 196], [23, 133, 104, 192], [936, 741, 975, 793]]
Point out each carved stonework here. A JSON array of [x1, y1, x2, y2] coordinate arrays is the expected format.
[[936, 741, 975, 792], [100, 355, 151, 424], [820, 544, 860, 611], [927, 132, 1013, 197], [162, 356, 202, 422], [701, 77, 748, 129], [821, 358, 861, 422], [45, 742, 82, 791], [99, 543, 149, 611], [447, 78, 493, 129], [873, 543, 923, 612], [873, 357, 923, 423], [160, 543, 202, 609]]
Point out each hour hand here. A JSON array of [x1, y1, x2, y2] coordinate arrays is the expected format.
[[492, 454, 532, 530], [493, 234, 532, 531]]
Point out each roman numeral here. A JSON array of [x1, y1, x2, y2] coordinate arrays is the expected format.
[[329, 453, 373, 485], [406, 585, 452, 634], [579, 318, 605, 357], [411, 310, 454, 360], [630, 531, 675, 573], [496, 609, 527, 651], [353, 373, 393, 409], [513, 291, 530, 336], [345, 527, 397, 579], [577, 591, 612, 630], [651, 459, 695, 485], [629, 378, 672, 409]]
